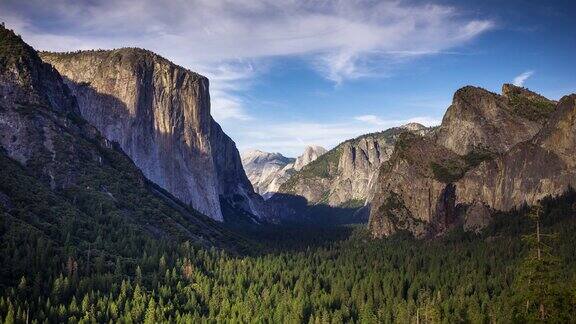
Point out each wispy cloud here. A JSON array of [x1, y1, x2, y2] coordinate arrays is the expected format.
[[355, 115, 441, 127], [197, 61, 256, 121], [513, 70, 534, 87], [1, 0, 493, 119], [239, 115, 442, 156]]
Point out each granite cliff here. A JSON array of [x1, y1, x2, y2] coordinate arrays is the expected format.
[[41, 49, 265, 221], [369, 84, 569, 238], [0, 25, 240, 248], [436, 85, 553, 155], [456, 94, 576, 211]]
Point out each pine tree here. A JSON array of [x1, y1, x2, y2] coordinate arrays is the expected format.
[[4, 303, 14, 324], [136, 266, 143, 285], [514, 205, 562, 321], [144, 297, 156, 324]]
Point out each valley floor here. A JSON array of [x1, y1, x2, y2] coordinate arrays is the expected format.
[[1, 194, 576, 323]]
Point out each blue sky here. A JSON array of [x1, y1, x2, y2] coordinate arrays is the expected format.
[[1, 0, 575, 156]]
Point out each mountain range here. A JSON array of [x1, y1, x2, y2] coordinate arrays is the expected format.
[[369, 84, 575, 238], [2, 22, 575, 240], [1, 21, 575, 322]]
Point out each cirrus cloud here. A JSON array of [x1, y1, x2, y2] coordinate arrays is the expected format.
[[513, 70, 534, 87], [1, 0, 494, 120], [240, 114, 442, 156]]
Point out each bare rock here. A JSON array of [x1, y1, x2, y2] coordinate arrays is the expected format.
[[368, 133, 465, 237], [463, 202, 492, 234], [41, 49, 266, 221], [240, 146, 325, 198], [456, 94, 576, 211], [369, 84, 562, 238], [279, 124, 432, 212], [435, 85, 551, 155]]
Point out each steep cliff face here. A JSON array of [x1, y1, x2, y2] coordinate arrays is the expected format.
[[41, 49, 265, 221], [369, 84, 569, 238], [456, 94, 576, 211], [369, 133, 466, 238], [280, 123, 431, 207], [209, 119, 268, 220], [435, 85, 553, 155], [292, 145, 327, 171], [0, 25, 240, 248]]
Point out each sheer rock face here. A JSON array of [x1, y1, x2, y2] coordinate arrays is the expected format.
[[368, 134, 465, 238], [41, 49, 264, 221], [463, 202, 492, 234], [278, 124, 431, 210], [435, 85, 548, 155], [456, 94, 576, 211], [0, 29, 81, 176], [369, 85, 565, 238], [0, 26, 236, 246], [326, 134, 398, 206], [209, 119, 268, 219], [327, 124, 431, 207], [292, 145, 327, 171]]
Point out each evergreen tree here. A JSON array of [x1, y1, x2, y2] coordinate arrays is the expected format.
[[513, 205, 564, 321], [144, 297, 156, 324]]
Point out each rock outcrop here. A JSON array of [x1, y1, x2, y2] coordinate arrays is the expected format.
[[0, 25, 239, 248], [267, 124, 431, 224], [369, 84, 571, 238], [292, 145, 327, 171], [41, 49, 265, 221], [368, 133, 466, 238], [456, 94, 576, 211], [209, 120, 268, 220], [435, 85, 553, 155]]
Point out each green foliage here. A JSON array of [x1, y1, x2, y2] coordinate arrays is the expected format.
[[0, 25, 34, 74], [1, 190, 574, 323], [432, 147, 494, 183], [508, 92, 556, 122], [340, 199, 365, 209], [394, 131, 419, 154], [509, 206, 574, 322], [283, 148, 342, 191], [430, 160, 467, 183], [463, 147, 494, 168], [378, 191, 406, 218]]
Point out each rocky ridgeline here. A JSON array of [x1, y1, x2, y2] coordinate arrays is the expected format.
[[368, 84, 573, 238], [278, 124, 432, 208], [41, 49, 265, 222], [257, 124, 434, 224]]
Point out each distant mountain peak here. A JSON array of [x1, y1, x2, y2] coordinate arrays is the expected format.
[[293, 145, 327, 171], [241, 146, 326, 197], [400, 122, 426, 131]]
